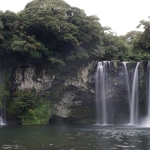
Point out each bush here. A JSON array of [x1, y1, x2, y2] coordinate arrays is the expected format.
[[8, 90, 50, 125]]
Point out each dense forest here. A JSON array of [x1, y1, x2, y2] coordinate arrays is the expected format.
[[0, 0, 150, 125], [0, 0, 150, 65]]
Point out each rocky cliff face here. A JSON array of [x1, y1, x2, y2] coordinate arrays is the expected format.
[[53, 65, 95, 123], [14, 67, 55, 92], [12, 64, 95, 124], [9, 61, 147, 124]]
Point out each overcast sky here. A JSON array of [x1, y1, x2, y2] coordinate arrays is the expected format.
[[0, 0, 149, 35]]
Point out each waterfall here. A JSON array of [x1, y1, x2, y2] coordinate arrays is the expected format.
[[95, 61, 110, 125], [141, 62, 150, 127], [0, 102, 6, 126], [0, 117, 5, 126], [123, 62, 131, 104], [130, 62, 140, 125], [0, 71, 6, 126], [146, 62, 150, 121], [123, 62, 131, 124]]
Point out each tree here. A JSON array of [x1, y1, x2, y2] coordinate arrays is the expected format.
[[19, 0, 103, 61], [133, 19, 150, 52]]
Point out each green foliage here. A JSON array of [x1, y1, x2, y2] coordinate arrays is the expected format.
[[133, 20, 150, 52], [20, 100, 50, 125], [8, 90, 50, 125], [4, 0, 150, 66], [48, 57, 65, 67], [0, 83, 9, 108], [0, 1, 150, 68], [101, 32, 129, 61], [0, 67, 11, 108], [0, 0, 105, 71], [19, 0, 103, 62], [127, 18, 150, 60]]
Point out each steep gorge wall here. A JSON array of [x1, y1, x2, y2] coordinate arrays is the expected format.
[[11, 63, 95, 124], [14, 67, 55, 92], [1, 60, 148, 125]]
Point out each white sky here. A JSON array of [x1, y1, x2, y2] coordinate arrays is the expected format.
[[0, 0, 150, 35]]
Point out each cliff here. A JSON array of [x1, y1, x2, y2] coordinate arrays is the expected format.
[[0, 60, 148, 125], [5, 62, 95, 125]]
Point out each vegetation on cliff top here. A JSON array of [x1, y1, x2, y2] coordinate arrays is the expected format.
[[0, 0, 149, 67]]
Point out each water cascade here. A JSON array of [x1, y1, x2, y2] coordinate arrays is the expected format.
[[0, 117, 5, 126], [0, 101, 6, 126], [141, 62, 150, 126], [123, 62, 131, 105], [95, 61, 110, 125], [130, 62, 140, 125], [123, 62, 131, 124], [146, 62, 150, 120], [0, 72, 6, 126]]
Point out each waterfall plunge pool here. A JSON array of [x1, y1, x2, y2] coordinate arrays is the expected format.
[[0, 124, 150, 150]]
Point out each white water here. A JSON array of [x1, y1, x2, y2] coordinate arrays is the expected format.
[[141, 62, 150, 127], [0, 117, 5, 126], [123, 62, 131, 104], [95, 61, 110, 125], [123, 62, 131, 124], [95, 61, 150, 126], [130, 62, 140, 125], [0, 101, 6, 126]]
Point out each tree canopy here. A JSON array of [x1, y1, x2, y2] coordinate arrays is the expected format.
[[0, 0, 106, 68], [0, 0, 150, 68]]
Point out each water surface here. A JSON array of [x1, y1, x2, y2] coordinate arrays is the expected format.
[[0, 124, 150, 150]]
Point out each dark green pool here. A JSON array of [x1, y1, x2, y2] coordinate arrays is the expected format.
[[0, 124, 150, 150]]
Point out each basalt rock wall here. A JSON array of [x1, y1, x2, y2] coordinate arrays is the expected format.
[[3, 61, 148, 125], [11, 63, 95, 124]]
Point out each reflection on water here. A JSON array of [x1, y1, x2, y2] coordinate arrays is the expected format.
[[0, 124, 150, 150]]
